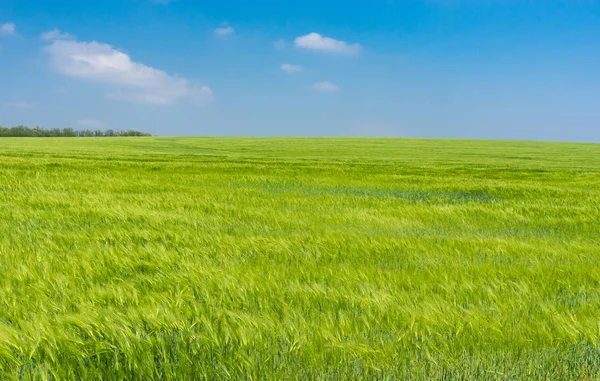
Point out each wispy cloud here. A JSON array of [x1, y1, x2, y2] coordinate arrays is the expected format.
[[45, 37, 213, 105], [77, 119, 104, 128], [312, 81, 340, 93], [41, 29, 74, 41], [280, 64, 303, 73], [295, 33, 362, 55], [214, 26, 235, 37], [0, 23, 16, 36], [1, 101, 33, 109], [273, 39, 286, 50]]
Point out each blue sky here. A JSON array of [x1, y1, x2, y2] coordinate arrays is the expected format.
[[1, 0, 599, 141]]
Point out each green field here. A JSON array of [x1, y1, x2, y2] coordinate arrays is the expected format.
[[1, 137, 599, 380]]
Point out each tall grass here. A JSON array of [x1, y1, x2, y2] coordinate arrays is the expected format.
[[0, 137, 599, 380]]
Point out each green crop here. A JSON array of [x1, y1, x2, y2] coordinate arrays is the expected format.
[[0, 137, 599, 380]]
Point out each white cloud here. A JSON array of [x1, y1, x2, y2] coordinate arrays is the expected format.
[[45, 38, 213, 105], [0, 23, 16, 36], [41, 29, 74, 41], [312, 81, 340, 93], [214, 26, 235, 36], [294, 33, 362, 55], [77, 119, 104, 128], [280, 64, 303, 73]]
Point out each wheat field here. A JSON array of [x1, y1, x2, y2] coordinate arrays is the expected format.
[[0, 137, 599, 380]]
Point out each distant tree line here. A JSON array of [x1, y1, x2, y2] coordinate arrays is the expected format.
[[0, 125, 152, 137]]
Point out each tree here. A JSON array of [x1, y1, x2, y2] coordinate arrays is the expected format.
[[0, 126, 151, 137], [63, 128, 76, 137]]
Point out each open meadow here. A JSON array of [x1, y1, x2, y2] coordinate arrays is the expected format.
[[0, 137, 599, 380]]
